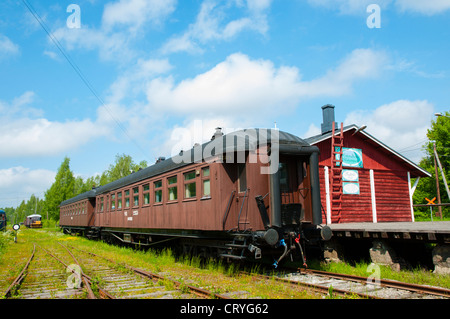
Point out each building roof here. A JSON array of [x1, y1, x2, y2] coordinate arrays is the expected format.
[[304, 124, 431, 178]]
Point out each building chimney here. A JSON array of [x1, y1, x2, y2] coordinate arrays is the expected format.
[[321, 104, 337, 135]]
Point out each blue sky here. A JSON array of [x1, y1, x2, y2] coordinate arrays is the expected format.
[[0, 0, 449, 207]]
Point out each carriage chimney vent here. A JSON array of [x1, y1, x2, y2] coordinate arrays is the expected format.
[[211, 127, 224, 140], [321, 104, 338, 135]]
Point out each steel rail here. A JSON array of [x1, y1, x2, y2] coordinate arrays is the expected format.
[[3, 244, 36, 298], [301, 268, 450, 298], [56, 243, 114, 299], [69, 245, 231, 299], [37, 244, 110, 299], [244, 271, 379, 299], [57, 243, 97, 299], [131, 266, 231, 299]]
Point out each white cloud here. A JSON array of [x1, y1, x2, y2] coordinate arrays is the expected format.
[[52, 26, 134, 62], [144, 48, 388, 156], [307, 0, 450, 15], [344, 100, 434, 163], [0, 118, 103, 157], [146, 52, 302, 116], [301, 48, 388, 96], [307, 0, 392, 15], [53, 0, 176, 62], [161, 0, 272, 54], [102, 0, 177, 32], [395, 0, 450, 15], [302, 123, 321, 138], [43, 50, 59, 60], [0, 166, 55, 207], [0, 34, 19, 58], [0, 93, 108, 158], [146, 49, 388, 118], [161, 117, 239, 158], [106, 58, 173, 105]]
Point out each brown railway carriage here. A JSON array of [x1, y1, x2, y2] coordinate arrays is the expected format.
[[59, 190, 96, 228], [60, 129, 330, 264]]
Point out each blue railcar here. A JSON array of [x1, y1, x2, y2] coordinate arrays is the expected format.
[[0, 210, 6, 231]]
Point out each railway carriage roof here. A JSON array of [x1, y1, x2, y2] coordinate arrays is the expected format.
[[60, 129, 312, 206]]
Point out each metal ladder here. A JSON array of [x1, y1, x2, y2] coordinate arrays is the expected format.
[[219, 233, 251, 260], [330, 122, 344, 223]]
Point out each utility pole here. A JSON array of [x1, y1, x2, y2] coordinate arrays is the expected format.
[[434, 143, 443, 220]]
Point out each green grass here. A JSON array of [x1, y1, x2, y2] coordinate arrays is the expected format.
[[2, 226, 448, 299]]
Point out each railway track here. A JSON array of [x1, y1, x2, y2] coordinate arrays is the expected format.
[[65, 245, 230, 299], [3, 229, 447, 300], [271, 268, 450, 299], [4, 243, 85, 299], [2, 242, 230, 300]]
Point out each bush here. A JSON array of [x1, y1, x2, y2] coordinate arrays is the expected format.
[[0, 231, 13, 253]]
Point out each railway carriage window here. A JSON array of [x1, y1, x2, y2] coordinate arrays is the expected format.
[[111, 194, 116, 210], [143, 184, 150, 205], [168, 176, 178, 201], [279, 163, 289, 191], [237, 163, 247, 193], [100, 198, 104, 212], [125, 190, 130, 208], [202, 167, 211, 197], [154, 181, 162, 203], [184, 171, 196, 198], [117, 192, 122, 209], [133, 187, 139, 207]]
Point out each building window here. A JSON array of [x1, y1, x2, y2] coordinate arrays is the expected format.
[[143, 184, 150, 205], [125, 190, 130, 208], [168, 176, 178, 201], [100, 197, 104, 212], [202, 167, 211, 197], [238, 163, 247, 193], [154, 180, 162, 203], [184, 171, 196, 199], [117, 192, 122, 209], [133, 187, 139, 207]]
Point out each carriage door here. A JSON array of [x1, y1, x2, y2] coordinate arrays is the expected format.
[[279, 156, 308, 224], [236, 163, 250, 230], [105, 194, 110, 226]]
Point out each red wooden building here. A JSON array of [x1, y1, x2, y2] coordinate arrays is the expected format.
[[305, 105, 431, 224]]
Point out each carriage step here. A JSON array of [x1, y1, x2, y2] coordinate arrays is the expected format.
[[219, 254, 247, 260], [225, 243, 248, 248], [230, 232, 252, 237]]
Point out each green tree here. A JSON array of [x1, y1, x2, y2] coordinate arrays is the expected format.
[[413, 111, 450, 220], [13, 194, 44, 223], [100, 153, 148, 185], [44, 157, 75, 220]]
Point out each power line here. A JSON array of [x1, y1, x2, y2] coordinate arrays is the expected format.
[[397, 139, 428, 152], [21, 0, 150, 160]]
